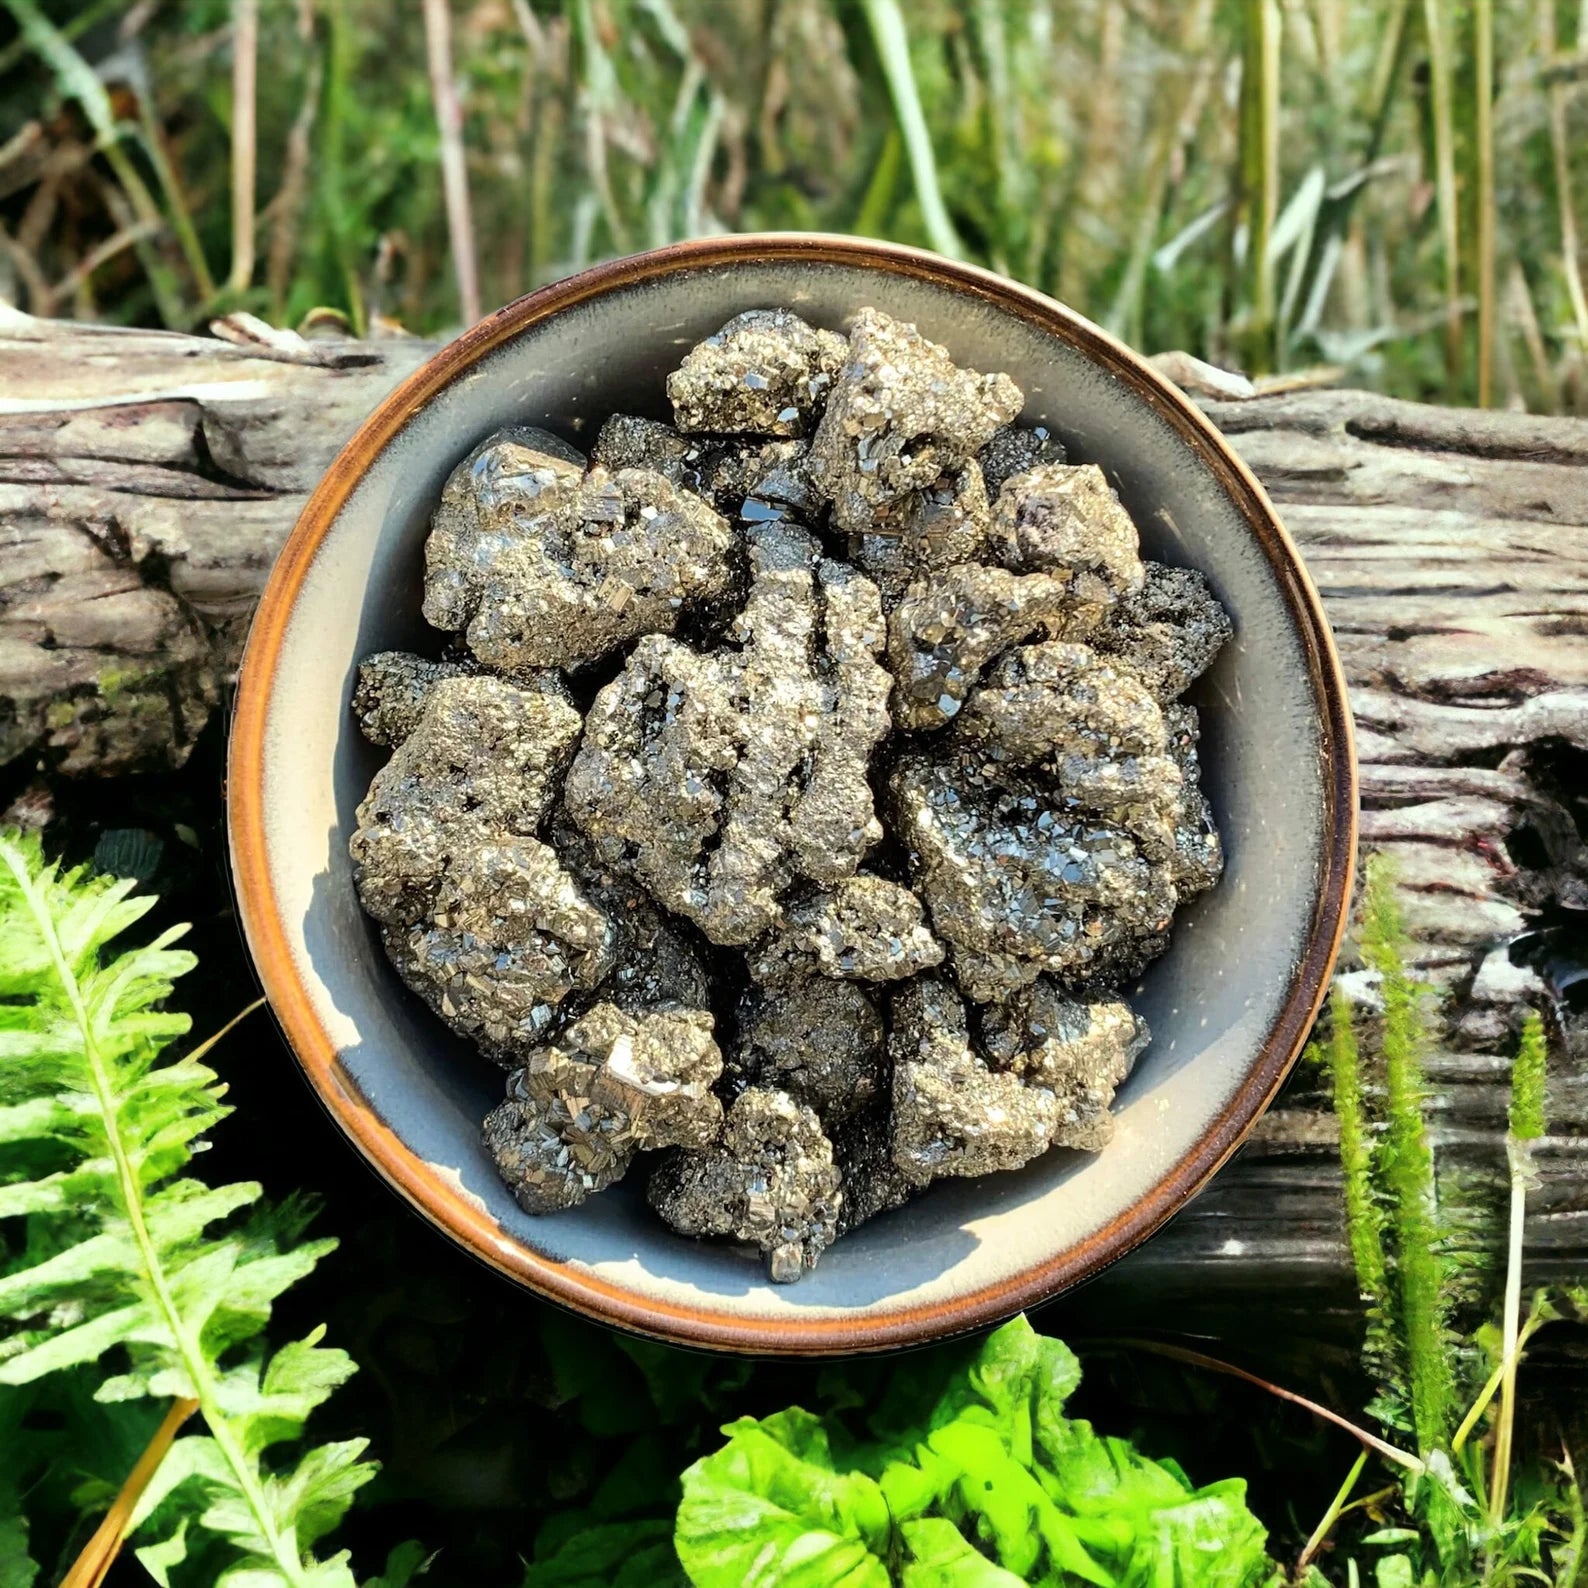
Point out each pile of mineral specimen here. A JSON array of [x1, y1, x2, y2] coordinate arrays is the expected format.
[[348, 305, 1231, 1282]]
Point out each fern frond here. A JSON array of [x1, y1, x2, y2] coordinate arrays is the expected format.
[[0, 831, 375, 1588]]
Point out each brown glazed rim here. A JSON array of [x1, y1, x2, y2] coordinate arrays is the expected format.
[[228, 233, 1358, 1356]]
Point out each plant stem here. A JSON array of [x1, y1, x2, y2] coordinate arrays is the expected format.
[[423, 0, 481, 327], [1298, 1449, 1369, 1572], [1423, 0, 1461, 390], [1, 845, 313, 1588], [1492, 1014, 1548, 1523], [1475, 0, 1495, 407], [1362, 859, 1455, 1455], [1241, 0, 1282, 370], [1100, 1338, 1423, 1472], [858, 0, 965, 260], [1327, 986, 1390, 1305], [1490, 1153, 1526, 1525], [229, 0, 258, 295]]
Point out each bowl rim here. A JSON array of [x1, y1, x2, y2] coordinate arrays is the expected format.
[[227, 232, 1358, 1355]]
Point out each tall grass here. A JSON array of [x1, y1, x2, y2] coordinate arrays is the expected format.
[[1, 0, 1585, 409]]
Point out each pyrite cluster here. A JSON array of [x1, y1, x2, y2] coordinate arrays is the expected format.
[[349, 306, 1231, 1282]]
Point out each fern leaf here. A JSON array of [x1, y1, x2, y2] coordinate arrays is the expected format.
[[0, 831, 375, 1587]]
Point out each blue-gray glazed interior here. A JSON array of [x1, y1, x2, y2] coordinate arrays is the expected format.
[[242, 247, 1344, 1339]]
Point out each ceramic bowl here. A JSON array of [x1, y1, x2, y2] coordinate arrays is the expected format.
[[227, 234, 1356, 1354]]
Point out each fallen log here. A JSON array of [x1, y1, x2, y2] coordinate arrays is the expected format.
[[2, 307, 1584, 1344]]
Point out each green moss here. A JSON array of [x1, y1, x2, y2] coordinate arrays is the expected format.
[[1359, 857, 1455, 1457], [1509, 1013, 1549, 1145]]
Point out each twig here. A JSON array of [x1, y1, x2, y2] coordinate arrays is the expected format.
[[59, 1397, 200, 1588], [0, 221, 52, 315], [1091, 1339, 1425, 1473], [46, 217, 162, 311], [229, 0, 258, 294], [858, 0, 964, 260], [423, 0, 480, 326], [185, 997, 266, 1064]]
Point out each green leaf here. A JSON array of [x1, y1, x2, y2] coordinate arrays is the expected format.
[[1375, 1554, 1416, 1588], [135, 1518, 192, 1587], [925, 1421, 1107, 1585], [676, 1409, 892, 1587], [0, 1491, 37, 1588], [898, 1519, 1027, 1587], [1037, 1410, 1270, 1588], [369, 1541, 435, 1588], [523, 1519, 685, 1587]]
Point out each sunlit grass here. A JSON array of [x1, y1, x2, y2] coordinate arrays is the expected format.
[[1, 0, 1585, 411]]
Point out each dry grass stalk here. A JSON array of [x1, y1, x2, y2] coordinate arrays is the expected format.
[[423, 0, 481, 325], [229, 0, 258, 294]]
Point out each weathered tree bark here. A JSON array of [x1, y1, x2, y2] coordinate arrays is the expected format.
[[2, 308, 1584, 1343]]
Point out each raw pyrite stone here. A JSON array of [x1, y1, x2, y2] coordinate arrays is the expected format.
[[748, 875, 944, 984], [649, 1087, 843, 1282], [484, 1002, 724, 1213], [890, 752, 1178, 1003], [564, 520, 891, 944], [885, 562, 1072, 730], [976, 422, 1066, 498], [352, 650, 476, 747], [424, 446, 735, 671], [851, 461, 993, 606], [731, 979, 885, 1126], [1092, 561, 1233, 701], [979, 982, 1150, 1150], [667, 309, 848, 436], [809, 308, 1023, 534], [349, 675, 614, 1059], [990, 463, 1144, 631], [888, 977, 1060, 1185]]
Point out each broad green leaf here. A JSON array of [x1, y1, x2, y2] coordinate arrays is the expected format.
[[898, 1519, 1028, 1587], [1038, 1413, 1269, 1588], [926, 1421, 1108, 1585], [676, 1409, 892, 1587]]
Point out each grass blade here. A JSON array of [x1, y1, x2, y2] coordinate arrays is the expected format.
[[1423, 0, 1461, 389], [229, 0, 258, 295], [858, 0, 964, 260], [424, 0, 481, 326], [1475, 0, 1495, 406], [1239, 0, 1283, 370]]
